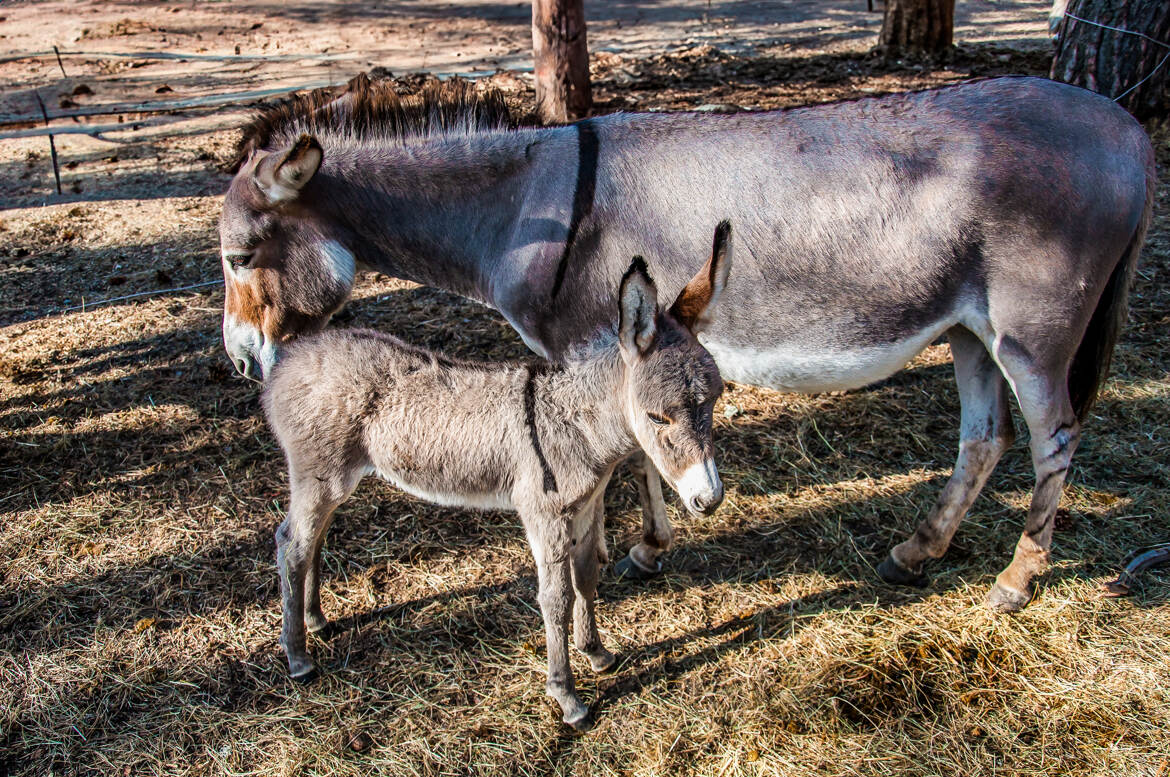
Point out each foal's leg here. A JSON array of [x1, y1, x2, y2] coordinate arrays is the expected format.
[[615, 451, 673, 579], [986, 363, 1080, 612], [522, 509, 590, 729], [879, 327, 1015, 586], [304, 511, 337, 635], [571, 496, 617, 673], [277, 469, 352, 680]]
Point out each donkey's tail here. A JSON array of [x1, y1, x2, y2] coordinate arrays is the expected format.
[[1068, 154, 1156, 423]]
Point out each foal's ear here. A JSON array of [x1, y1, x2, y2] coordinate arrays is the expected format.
[[670, 220, 733, 334], [254, 134, 323, 204], [618, 256, 659, 361]]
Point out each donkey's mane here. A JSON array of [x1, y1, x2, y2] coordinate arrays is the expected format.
[[231, 74, 515, 171]]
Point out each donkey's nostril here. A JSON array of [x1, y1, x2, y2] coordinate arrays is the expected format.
[[231, 354, 263, 383]]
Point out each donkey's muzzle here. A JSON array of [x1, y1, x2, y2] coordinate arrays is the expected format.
[[230, 353, 264, 383]]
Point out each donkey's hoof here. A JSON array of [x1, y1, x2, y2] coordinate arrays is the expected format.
[[614, 553, 662, 581], [877, 555, 929, 588], [987, 582, 1032, 613]]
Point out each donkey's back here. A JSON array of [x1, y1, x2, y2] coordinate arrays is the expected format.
[[511, 77, 1154, 374]]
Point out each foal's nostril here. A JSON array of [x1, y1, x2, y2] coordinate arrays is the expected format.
[[690, 486, 724, 516]]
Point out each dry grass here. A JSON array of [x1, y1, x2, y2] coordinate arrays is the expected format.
[[2, 50, 1169, 777]]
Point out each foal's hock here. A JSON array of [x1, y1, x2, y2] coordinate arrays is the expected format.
[[263, 224, 732, 729]]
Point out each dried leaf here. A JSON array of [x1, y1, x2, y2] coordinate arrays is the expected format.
[[75, 541, 105, 558], [345, 731, 372, 753]]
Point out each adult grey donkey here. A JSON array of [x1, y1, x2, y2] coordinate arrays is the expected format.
[[221, 75, 1155, 612], [262, 227, 730, 729]]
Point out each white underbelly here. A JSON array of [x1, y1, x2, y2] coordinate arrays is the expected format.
[[369, 466, 513, 511], [702, 323, 950, 393]]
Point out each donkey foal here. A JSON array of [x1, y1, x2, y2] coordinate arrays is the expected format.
[[263, 226, 732, 729]]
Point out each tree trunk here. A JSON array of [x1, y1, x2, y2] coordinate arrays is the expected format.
[[878, 0, 955, 56], [532, 0, 592, 124], [1051, 0, 1170, 121]]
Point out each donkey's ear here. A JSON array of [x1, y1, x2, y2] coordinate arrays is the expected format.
[[254, 134, 323, 204], [618, 256, 659, 360], [670, 220, 733, 334]]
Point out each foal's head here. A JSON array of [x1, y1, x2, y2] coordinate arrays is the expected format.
[[617, 221, 732, 516]]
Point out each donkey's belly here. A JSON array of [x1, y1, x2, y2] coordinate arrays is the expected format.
[[703, 324, 948, 393], [368, 466, 514, 512]]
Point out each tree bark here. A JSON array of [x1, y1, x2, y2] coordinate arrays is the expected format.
[[532, 0, 592, 123], [1051, 0, 1170, 121], [878, 0, 956, 56]]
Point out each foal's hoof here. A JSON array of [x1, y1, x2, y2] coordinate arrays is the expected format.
[[563, 707, 594, 733], [614, 552, 662, 581], [877, 555, 929, 588], [586, 649, 618, 674], [289, 664, 319, 684], [307, 620, 335, 640], [987, 582, 1033, 613]]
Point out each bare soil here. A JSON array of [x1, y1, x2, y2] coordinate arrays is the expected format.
[[2, 2, 1169, 776]]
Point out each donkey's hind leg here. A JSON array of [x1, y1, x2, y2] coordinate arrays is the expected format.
[[615, 451, 673, 580], [572, 495, 617, 673], [986, 355, 1080, 612], [880, 327, 1015, 586]]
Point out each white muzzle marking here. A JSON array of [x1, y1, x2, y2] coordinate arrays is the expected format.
[[675, 458, 722, 514], [223, 313, 279, 381]]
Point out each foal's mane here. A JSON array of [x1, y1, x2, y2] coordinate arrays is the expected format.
[[230, 74, 515, 171]]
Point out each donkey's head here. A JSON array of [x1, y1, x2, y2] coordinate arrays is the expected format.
[[617, 221, 732, 516], [219, 134, 355, 381]]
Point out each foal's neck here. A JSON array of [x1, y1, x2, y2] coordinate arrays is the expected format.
[[535, 348, 636, 467]]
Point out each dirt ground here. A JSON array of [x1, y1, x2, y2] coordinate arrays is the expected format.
[[3, 1, 1170, 776]]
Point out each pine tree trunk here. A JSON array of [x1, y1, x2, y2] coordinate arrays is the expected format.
[[1051, 0, 1170, 121], [532, 0, 592, 123], [878, 0, 956, 56]]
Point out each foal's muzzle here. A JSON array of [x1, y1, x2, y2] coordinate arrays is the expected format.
[[676, 459, 724, 516]]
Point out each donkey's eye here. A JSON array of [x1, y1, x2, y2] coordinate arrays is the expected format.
[[647, 412, 670, 427], [226, 252, 254, 269]]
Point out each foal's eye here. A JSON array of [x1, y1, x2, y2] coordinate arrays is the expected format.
[[647, 412, 670, 427]]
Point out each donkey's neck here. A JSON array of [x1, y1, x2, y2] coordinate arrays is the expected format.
[[311, 128, 568, 306], [534, 347, 636, 471]]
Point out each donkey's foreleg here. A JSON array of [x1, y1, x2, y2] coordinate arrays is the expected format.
[[571, 496, 616, 673], [523, 510, 590, 730], [988, 376, 1080, 612], [615, 451, 673, 580], [880, 328, 1015, 587]]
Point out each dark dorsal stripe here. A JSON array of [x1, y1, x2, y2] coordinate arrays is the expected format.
[[551, 119, 600, 300], [523, 365, 559, 493]]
